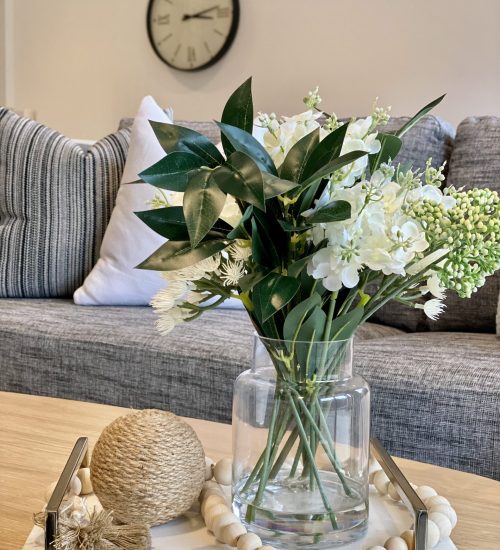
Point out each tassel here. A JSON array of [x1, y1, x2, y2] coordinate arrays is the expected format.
[[34, 509, 151, 550]]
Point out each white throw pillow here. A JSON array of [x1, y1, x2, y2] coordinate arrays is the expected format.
[[74, 96, 173, 306], [74, 97, 245, 308]]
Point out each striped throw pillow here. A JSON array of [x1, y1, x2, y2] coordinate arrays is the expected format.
[[0, 108, 130, 297]]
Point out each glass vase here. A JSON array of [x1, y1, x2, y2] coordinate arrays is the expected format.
[[232, 336, 370, 548]]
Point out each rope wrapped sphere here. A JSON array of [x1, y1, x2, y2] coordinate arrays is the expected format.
[[90, 409, 205, 526]]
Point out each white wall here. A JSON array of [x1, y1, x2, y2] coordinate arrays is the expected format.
[[4, 0, 500, 139]]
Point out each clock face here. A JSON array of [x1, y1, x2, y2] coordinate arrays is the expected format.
[[147, 0, 239, 71]]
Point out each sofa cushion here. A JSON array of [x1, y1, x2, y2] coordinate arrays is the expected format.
[[0, 109, 130, 298], [383, 115, 455, 173], [0, 299, 399, 421], [356, 331, 500, 479]]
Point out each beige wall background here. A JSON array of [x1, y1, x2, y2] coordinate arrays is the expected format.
[[3, 0, 500, 139]]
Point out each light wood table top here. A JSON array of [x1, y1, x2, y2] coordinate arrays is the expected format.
[[0, 391, 499, 550]]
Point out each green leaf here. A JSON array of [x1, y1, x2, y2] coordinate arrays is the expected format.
[[212, 152, 265, 211], [301, 124, 348, 182], [262, 172, 300, 198], [369, 133, 402, 173], [150, 121, 224, 167], [329, 307, 364, 340], [135, 207, 232, 241], [251, 209, 283, 268], [283, 294, 322, 341], [139, 152, 205, 192], [253, 272, 300, 322], [306, 200, 351, 224], [300, 150, 368, 190], [216, 122, 278, 175], [279, 128, 320, 182], [297, 305, 327, 343], [137, 239, 228, 271], [135, 207, 188, 240], [221, 77, 253, 157], [395, 95, 445, 138], [183, 170, 227, 247], [288, 255, 313, 278], [227, 205, 253, 239], [238, 267, 270, 292]]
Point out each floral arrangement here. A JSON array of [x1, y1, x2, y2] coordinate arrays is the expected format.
[[135, 79, 499, 532], [137, 79, 498, 335]]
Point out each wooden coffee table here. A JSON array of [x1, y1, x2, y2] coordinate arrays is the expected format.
[[0, 391, 499, 549]]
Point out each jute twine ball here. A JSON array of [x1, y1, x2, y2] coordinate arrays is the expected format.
[[90, 409, 205, 526]]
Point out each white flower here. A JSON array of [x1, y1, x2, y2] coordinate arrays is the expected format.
[[220, 195, 242, 227], [229, 241, 252, 262], [220, 259, 245, 286], [308, 229, 363, 291], [420, 273, 446, 299], [262, 110, 322, 167], [155, 306, 189, 335], [303, 86, 322, 109], [416, 298, 446, 320]]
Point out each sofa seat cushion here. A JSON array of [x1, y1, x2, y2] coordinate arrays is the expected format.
[[355, 332, 500, 479], [0, 299, 399, 420]]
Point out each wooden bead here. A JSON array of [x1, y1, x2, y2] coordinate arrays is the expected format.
[[69, 475, 81, 496], [430, 504, 457, 528], [416, 485, 437, 501], [205, 457, 215, 481], [236, 532, 262, 550], [222, 522, 247, 547], [387, 482, 401, 501], [384, 536, 408, 550], [77, 467, 93, 495], [429, 512, 452, 539], [425, 495, 450, 509], [373, 470, 390, 495], [214, 458, 232, 486], [366, 546, 386, 550], [200, 480, 224, 500], [213, 511, 239, 540], [260, 546, 278, 550], [201, 494, 226, 517], [426, 519, 440, 548], [400, 530, 415, 550], [205, 503, 231, 531], [369, 464, 383, 484]]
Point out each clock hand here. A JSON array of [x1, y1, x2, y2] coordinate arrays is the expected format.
[[191, 5, 219, 17], [182, 5, 219, 20], [185, 14, 213, 20]]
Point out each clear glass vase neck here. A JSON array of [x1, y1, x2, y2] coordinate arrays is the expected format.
[[252, 334, 354, 381]]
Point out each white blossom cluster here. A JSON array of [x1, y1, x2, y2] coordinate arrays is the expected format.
[[307, 164, 454, 318]]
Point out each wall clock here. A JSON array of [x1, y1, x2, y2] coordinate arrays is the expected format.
[[147, 0, 240, 71]]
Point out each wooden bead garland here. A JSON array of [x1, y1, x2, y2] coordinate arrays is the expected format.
[[41, 452, 457, 550], [201, 456, 457, 550], [365, 457, 458, 550]]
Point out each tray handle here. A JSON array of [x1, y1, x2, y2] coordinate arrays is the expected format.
[[45, 437, 89, 550], [370, 436, 428, 550]]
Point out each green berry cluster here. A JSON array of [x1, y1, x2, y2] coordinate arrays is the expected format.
[[409, 187, 499, 297]]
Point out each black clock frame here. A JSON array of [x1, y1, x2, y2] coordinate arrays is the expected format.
[[146, 0, 240, 72]]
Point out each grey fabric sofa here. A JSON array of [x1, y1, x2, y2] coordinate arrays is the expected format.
[[1, 115, 499, 481]]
